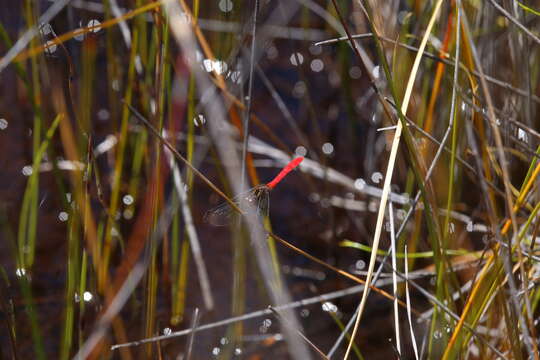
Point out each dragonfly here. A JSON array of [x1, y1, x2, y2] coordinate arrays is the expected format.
[[204, 157, 304, 226]]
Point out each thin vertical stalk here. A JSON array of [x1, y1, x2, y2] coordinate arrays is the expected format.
[[389, 202, 401, 355], [60, 209, 80, 360], [405, 246, 419, 360], [22, 0, 42, 269], [172, 0, 199, 325], [144, 19, 169, 356], [100, 26, 139, 291], [235, 1, 259, 347], [78, 250, 88, 348], [240, 0, 259, 191], [343, 1, 444, 358]]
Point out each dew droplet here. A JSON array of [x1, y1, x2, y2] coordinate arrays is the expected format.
[[354, 178, 366, 190], [194, 114, 206, 126], [355, 260, 365, 270], [83, 291, 93, 302], [111, 79, 121, 91], [15, 268, 26, 277], [123, 208, 134, 220], [212, 347, 220, 356], [97, 109, 109, 121], [234, 348, 242, 355], [87, 19, 101, 33], [300, 308, 310, 318], [371, 172, 383, 184], [163, 327, 172, 335], [295, 146, 307, 157], [349, 66, 362, 79], [262, 318, 272, 328], [372, 65, 380, 79], [40, 23, 53, 36], [218, 0, 233, 12], [0, 118, 8, 130], [110, 226, 120, 237], [122, 194, 134, 205], [321, 301, 338, 313], [58, 211, 69, 222], [518, 128, 528, 143], [203, 59, 213, 72], [433, 330, 442, 339], [309, 193, 320, 203], [289, 52, 304, 66], [220, 337, 229, 345], [310, 59, 324, 72], [150, 98, 157, 115], [230, 70, 241, 84], [322, 142, 334, 155], [45, 40, 57, 54]]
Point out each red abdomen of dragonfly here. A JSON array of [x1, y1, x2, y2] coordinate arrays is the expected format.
[[266, 157, 304, 189], [204, 158, 303, 226]]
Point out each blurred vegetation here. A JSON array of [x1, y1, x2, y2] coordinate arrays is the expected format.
[[0, 0, 539, 359]]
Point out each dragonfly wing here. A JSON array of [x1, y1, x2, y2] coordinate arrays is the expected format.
[[255, 187, 270, 220], [203, 201, 239, 226], [204, 186, 269, 226]]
